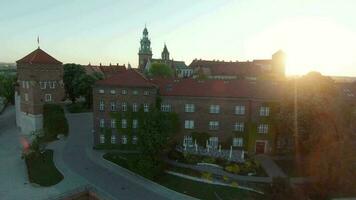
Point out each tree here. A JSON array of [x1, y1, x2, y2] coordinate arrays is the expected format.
[[63, 64, 86, 102], [76, 73, 103, 108], [278, 72, 356, 198], [148, 63, 174, 78], [135, 97, 180, 179], [0, 74, 16, 104]]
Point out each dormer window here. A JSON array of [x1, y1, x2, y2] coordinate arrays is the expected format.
[[144, 90, 149, 95]]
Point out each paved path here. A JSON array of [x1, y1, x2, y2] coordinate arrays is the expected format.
[[255, 155, 287, 178], [61, 112, 196, 200], [0, 107, 196, 200], [0, 106, 88, 200]]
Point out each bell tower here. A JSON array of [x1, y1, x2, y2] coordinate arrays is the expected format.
[[161, 43, 170, 61], [138, 26, 152, 71]]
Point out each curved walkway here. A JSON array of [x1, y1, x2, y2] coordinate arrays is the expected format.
[[60, 112, 196, 200]]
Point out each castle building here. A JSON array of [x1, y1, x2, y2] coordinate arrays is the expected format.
[[137, 26, 193, 78], [189, 50, 286, 80], [92, 68, 284, 154], [15, 48, 65, 134]]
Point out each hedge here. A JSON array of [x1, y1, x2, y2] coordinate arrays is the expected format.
[[43, 104, 68, 141]]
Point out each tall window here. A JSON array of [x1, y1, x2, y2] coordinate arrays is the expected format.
[[45, 94, 52, 102], [144, 90, 149, 96], [132, 119, 138, 129], [122, 102, 127, 112], [40, 81, 46, 89], [235, 105, 245, 115], [258, 124, 269, 134], [49, 81, 55, 89], [233, 122, 244, 132], [209, 105, 220, 114], [110, 102, 116, 111], [144, 104, 149, 112], [208, 137, 219, 148], [184, 120, 194, 129], [100, 134, 105, 144], [160, 104, 171, 112], [26, 81, 30, 89], [121, 119, 127, 128], [185, 104, 195, 113], [233, 137, 243, 147], [22, 81, 25, 88], [121, 135, 127, 144], [121, 89, 127, 95], [132, 136, 138, 144], [99, 119, 105, 128], [24, 93, 28, 101], [209, 121, 219, 130], [111, 135, 116, 144], [99, 100, 104, 111], [259, 106, 270, 116], [132, 103, 138, 112], [183, 135, 193, 147], [111, 119, 116, 128]]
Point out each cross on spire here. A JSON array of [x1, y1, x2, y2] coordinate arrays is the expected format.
[[37, 36, 40, 49]]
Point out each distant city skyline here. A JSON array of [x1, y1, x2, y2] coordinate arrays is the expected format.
[[1, 0, 356, 76]]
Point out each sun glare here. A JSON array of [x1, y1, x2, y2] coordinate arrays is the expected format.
[[246, 17, 356, 76]]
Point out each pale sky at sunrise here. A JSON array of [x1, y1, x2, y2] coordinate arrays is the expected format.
[[0, 0, 356, 76]]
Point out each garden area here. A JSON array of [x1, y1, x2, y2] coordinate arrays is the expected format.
[[103, 152, 266, 200], [168, 150, 267, 177], [25, 150, 64, 186], [23, 104, 68, 186]]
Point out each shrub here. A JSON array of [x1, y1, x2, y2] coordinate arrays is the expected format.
[[43, 104, 68, 140], [231, 181, 239, 187], [183, 153, 201, 164], [66, 102, 87, 113], [201, 172, 213, 182], [201, 157, 216, 164], [168, 150, 184, 161], [225, 164, 240, 174], [223, 175, 229, 182]]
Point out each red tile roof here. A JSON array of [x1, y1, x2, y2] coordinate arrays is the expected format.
[[17, 48, 62, 65], [151, 78, 283, 99], [189, 60, 261, 76], [96, 69, 156, 88]]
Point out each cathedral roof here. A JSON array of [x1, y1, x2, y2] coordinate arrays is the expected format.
[[17, 48, 62, 65]]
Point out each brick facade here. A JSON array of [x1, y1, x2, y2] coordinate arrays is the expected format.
[[92, 69, 283, 154]]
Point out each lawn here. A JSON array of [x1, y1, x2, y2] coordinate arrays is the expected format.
[[103, 152, 266, 200], [274, 159, 306, 177], [156, 174, 265, 200], [25, 150, 64, 186]]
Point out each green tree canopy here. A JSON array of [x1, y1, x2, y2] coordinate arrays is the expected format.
[[148, 62, 174, 78], [63, 64, 86, 102], [0, 73, 16, 104]]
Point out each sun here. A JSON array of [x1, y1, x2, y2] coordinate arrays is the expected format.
[[246, 17, 356, 76]]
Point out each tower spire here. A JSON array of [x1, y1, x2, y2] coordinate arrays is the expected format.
[[37, 36, 40, 49]]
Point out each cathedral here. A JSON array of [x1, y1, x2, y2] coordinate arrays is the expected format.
[[138, 26, 193, 78]]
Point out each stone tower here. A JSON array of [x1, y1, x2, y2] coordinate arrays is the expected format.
[[161, 43, 170, 61], [15, 47, 65, 134], [138, 26, 152, 71], [272, 50, 286, 78]]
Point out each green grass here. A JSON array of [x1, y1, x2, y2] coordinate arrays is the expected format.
[[156, 174, 265, 200], [274, 159, 306, 177], [103, 152, 266, 200], [25, 150, 64, 186]]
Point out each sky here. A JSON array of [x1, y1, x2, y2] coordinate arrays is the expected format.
[[0, 0, 356, 76]]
